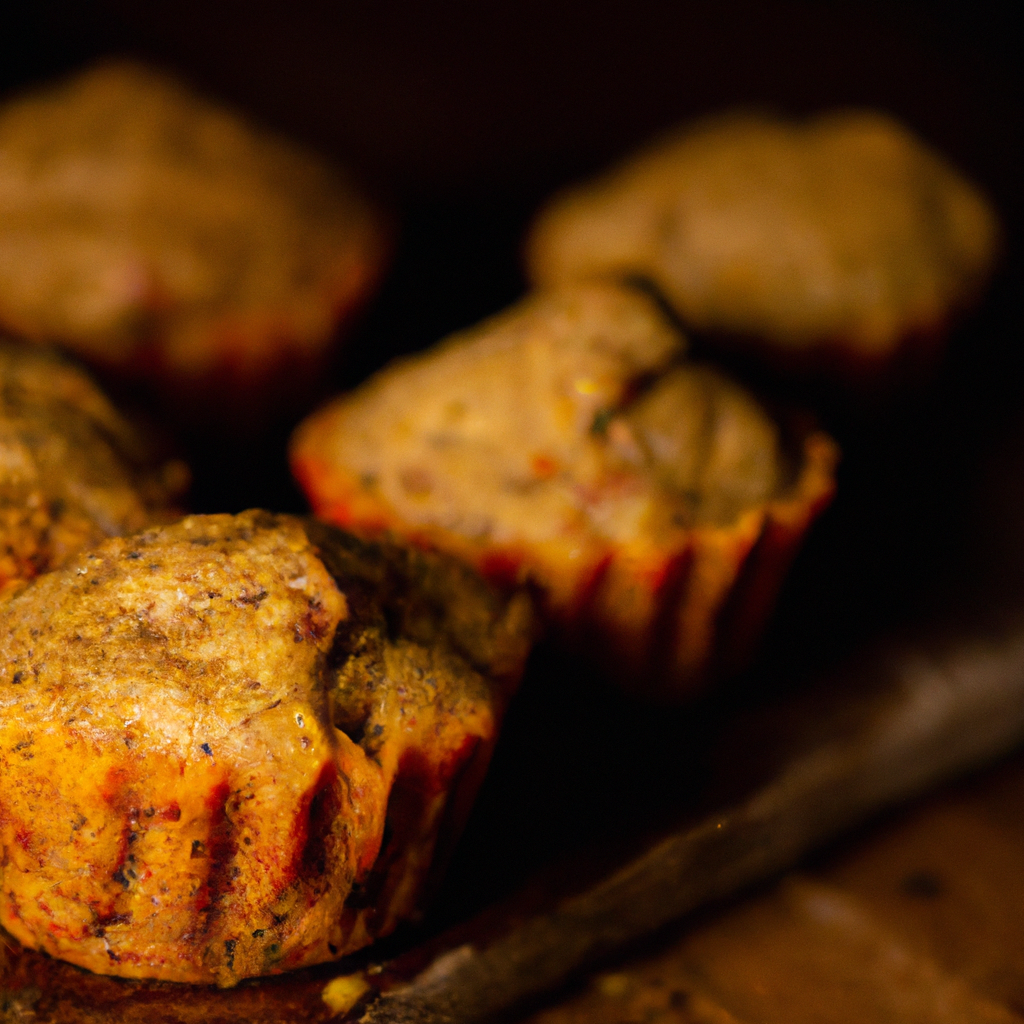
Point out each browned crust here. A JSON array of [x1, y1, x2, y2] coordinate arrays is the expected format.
[[0, 340, 186, 593], [0, 511, 532, 985]]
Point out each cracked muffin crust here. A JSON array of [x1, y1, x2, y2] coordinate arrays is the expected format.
[[527, 111, 999, 372], [0, 61, 386, 411], [0, 511, 533, 985], [291, 284, 837, 696], [0, 340, 184, 593]]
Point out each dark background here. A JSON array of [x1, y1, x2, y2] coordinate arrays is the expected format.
[[3, 0, 1022, 937]]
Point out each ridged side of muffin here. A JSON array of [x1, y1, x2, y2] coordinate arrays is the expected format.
[[0, 511, 533, 985], [292, 284, 837, 696]]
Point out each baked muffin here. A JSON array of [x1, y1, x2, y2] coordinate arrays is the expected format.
[[0, 339, 184, 592], [0, 61, 386, 413], [291, 284, 838, 696], [0, 510, 533, 985], [527, 111, 1000, 372]]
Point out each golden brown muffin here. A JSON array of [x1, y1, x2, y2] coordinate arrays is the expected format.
[[0, 510, 533, 986], [0, 61, 386, 411], [527, 111, 1000, 371], [0, 339, 184, 592], [291, 284, 837, 696]]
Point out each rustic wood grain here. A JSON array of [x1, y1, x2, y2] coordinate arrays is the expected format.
[[361, 608, 1024, 1023]]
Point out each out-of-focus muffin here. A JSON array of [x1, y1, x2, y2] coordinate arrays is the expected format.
[[291, 283, 838, 697], [0, 510, 534, 985], [0, 339, 185, 592], [527, 111, 1000, 373], [0, 61, 387, 417]]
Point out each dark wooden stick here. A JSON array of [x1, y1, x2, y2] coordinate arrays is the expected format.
[[362, 607, 1024, 1023]]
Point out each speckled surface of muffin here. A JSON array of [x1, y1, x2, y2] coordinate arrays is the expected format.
[[0, 511, 533, 985], [291, 284, 838, 696], [0, 339, 184, 592]]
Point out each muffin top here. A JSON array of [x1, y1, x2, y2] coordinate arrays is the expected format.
[[0, 511, 533, 984], [292, 283, 788, 553], [0, 60, 384, 379], [528, 111, 1000, 358]]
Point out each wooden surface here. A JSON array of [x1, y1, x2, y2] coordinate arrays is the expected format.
[[359, 608, 1024, 1023], [518, 753, 1024, 1024]]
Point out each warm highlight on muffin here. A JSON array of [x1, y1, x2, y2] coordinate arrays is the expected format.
[[0, 511, 533, 985], [292, 284, 838, 696]]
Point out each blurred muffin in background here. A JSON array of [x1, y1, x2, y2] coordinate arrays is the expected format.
[[0, 60, 388, 421], [291, 283, 838, 698], [527, 111, 1000, 376], [0, 339, 186, 592]]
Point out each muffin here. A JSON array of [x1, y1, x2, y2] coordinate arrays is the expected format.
[[527, 111, 1000, 373], [0, 510, 533, 985], [0, 60, 387, 414], [0, 339, 184, 592], [291, 284, 838, 696]]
